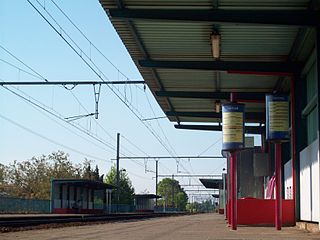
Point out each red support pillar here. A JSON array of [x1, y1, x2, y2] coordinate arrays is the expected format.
[[229, 154, 233, 227], [230, 151, 237, 230], [227, 166, 230, 224], [290, 76, 296, 222], [228, 92, 238, 230], [226, 166, 229, 222], [275, 143, 282, 230], [227, 158, 232, 225]]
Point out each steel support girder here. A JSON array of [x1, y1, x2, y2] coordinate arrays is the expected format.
[[166, 111, 264, 121], [156, 91, 266, 101], [174, 124, 264, 134], [139, 60, 302, 74], [108, 9, 320, 27]]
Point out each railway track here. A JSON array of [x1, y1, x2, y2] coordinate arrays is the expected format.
[[0, 212, 183, 229]]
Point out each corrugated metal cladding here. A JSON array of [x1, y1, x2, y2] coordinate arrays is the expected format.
[[100, 0, 310, 124], [158, 69, 277, 92], [135, 22, 297, 61]]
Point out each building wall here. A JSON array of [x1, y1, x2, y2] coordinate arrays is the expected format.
[[298, 51, 319, 224], [62, 185, 68, 208], [306, 62, 318, 144], [299, 139, 319, 222], [136, 198, 155, 211], [53, 183, 61, 208], [284, 160, 293, 199]]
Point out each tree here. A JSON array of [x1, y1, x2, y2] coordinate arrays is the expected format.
[[186, 200, 216, 213], [0, 164, 9, 195], [93, 165, 100, 181], [81, 159, 104, 182], [157, 178, 188, 211], [0, 164, 6, 184], [82, 159, 92, 180], [4, 151, 79, 199], [175, 191, 188, 211], [93, 165, 104, 182], [105, 166, 134, 205], [1, 151, 104, 200]]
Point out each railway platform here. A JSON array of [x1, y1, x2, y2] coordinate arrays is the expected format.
[[1, 213, 319, 240]]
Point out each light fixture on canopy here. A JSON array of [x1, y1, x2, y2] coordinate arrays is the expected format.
[[215, 100, 221, 113], [211, 31, 221, 59]]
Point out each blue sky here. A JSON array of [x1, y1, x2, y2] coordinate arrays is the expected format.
[[0, 0, 229, 198]]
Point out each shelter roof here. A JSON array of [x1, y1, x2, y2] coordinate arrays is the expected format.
[[134, 194, 162, 199], [100, 0, 315, 128], [199, 178, 223, 189], [52, 179, 115, 190], [212, 194, 220, 198]]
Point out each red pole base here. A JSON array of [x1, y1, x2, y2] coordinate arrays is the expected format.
[[230, 151, 237, 230], [275, 143, 282, 230]]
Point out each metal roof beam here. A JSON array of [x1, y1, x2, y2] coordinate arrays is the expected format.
[[174, 124, 264, 134], [166, 111, 264, 121], [139, 60, 302, 74], [156, 91, 266, 101], [108, 9, 320, 27]]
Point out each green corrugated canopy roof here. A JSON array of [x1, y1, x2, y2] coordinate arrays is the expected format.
[[99, 0, 316, 128]]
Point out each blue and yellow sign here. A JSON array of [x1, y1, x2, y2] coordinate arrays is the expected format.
[[266, 94, 289, 141], [222, 103, 245, 151]]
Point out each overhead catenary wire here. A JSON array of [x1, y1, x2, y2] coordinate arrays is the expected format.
[[0, 58, 41, 80], [209, 161, 227, 174], [197, 137, 225, 176], [121, 135, 150, 157], [0, 48, 152, 179], [0, 87, 113, 155], [27, 0, 168, 133], [1, 78, 152, 179], [0, 113, 109, 163], [1, 84, 116, 153], [125, 169, 154, 180], [0, 45, 48, 81], [0, 47, 109, 139], [120, 136, 166, 174], [27, 0, 199, 178], [144, 91, 180, 172], [121, 135, 158, 172], [141, 116, 167, 121], [2, 80, 146, 163], [197, 137, 222, 157], [23, 1, 147, 126], [0, 45, 139, 157], [49, 0, 132, 83], [159, 162, 172, 174]]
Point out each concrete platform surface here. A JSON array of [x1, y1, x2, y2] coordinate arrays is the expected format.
[[1, 213, 320, 240]]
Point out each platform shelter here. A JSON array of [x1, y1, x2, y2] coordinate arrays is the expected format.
[[134, 194, 161, 212], [199, 178, 224, 214], [100, 0, 320, 231], [51, 179, 115, 214]]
